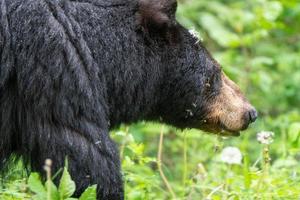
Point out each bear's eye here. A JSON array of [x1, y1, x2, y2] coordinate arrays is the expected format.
[[205, 67, 222, 91]]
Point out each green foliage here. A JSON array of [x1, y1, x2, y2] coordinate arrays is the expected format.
[[38, 165, 95, 200], [28, 173, 46, 199], [1, 0, 300, 199], [59, 167, 76, 199], [79, 186, 97, 200], [0, 164, 97, 200], [27, 166, 96, 200]]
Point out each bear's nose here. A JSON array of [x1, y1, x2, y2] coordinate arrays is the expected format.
[[248, 108, 258, 123]]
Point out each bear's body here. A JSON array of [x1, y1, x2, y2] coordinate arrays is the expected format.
[[0, 0, 257, 199]]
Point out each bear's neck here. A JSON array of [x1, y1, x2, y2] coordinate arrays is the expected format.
[[104, 40, 167, 128], [105, 53, 166, 127]]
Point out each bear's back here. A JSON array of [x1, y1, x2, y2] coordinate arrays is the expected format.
[[2, 0, 152, 126]]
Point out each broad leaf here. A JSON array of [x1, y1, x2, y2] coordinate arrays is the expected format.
[[45, 180, 60, 200], [28, 173, 46, 196], [79, 185, 97, 200], [59, 167, 76, 199]]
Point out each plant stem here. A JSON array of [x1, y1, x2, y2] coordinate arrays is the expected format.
[[223, 164, 233, 200], [182, 131, 187, 187], [157, 126, 177, 199], [206, 184, 224, 199], [120, 126, 129, 160], [256, 144, 271, 198], [45, 165, 51, 200], [263, 145, 270, 177]]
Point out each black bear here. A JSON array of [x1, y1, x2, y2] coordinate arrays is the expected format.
[[0, 0, 257, 199]]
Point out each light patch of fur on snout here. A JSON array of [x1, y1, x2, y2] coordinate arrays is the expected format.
[[206, 73, 252, 132]]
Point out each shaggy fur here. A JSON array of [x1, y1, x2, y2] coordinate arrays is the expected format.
[[0, 0, 223, 199]]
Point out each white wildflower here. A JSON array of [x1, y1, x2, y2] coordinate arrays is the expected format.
[[257, 131, 274, 144], [45, 159, 52, 167], [220, 147, 242, 165]]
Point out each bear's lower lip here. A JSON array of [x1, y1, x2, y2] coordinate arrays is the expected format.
[[218, 123, 241, 137], [218, 130, 240, 137], [200, 122, 242, 137]]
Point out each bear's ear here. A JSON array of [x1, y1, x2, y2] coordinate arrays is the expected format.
[[136, 0, 179, 41]]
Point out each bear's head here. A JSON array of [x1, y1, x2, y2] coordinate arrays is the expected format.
[[137, 0, 257, 136]]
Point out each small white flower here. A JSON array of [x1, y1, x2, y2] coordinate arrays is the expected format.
[[257, 131, 274, 144], [45, 159, 52, 166], [220, 147, 242, 165]]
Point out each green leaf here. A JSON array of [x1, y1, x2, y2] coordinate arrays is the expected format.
[[263, 1, 283, 21], [288, 122, 300, 145], [59, 167, 76, 199], [45, 180, 60, 200], [200, 13, 240, 47], [79, 185, 97, 200], [28, 173, 46, 197], [243, 154, 251, 189], [32, 196, 45, 200]]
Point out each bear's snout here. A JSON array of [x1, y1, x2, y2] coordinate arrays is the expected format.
[[245, 108, 258, 125], [202, 72, 257, 136]]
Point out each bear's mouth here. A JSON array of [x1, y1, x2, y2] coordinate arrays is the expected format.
[[218, 122, 242, 137], [200, 122, 241, 137], [204, 129, 241, 137], [219, 130, 241, 137], [215, 128, 241, 137]]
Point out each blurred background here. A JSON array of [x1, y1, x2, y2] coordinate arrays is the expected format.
[[1, 0, 300, 199]]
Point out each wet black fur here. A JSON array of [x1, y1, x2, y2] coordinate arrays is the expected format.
[[0, 0, 222, 199]]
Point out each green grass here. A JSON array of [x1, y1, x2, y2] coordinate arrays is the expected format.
[[1, 118, 300, 200]]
